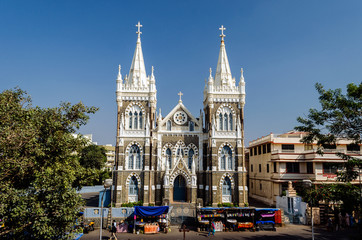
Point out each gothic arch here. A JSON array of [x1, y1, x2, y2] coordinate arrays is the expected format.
[[219, 173, 235, 189], [173, 140, 186, 155], [218, 143, 235, 171], [125, 172, 142, 186], [186, 143, 199, 156], [125, 102, 146, 115], [218, 142, 235, 155], [126, 141, 144, 154], [216, 103, 236, 116], [125, 141, 143, 170], [216, 104, 236, 131], [169, 170, 192, 187], [162, 143, 173, 156]]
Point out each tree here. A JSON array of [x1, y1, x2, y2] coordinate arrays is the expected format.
[[0, 88, 98, 239], [296, 82, 361, 147], [79, 145, 107, 169], [295, 82, 362, 212], [79, 144, 111, 185]]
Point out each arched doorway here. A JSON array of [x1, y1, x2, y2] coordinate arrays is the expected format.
[[173, 175, 187, 202]]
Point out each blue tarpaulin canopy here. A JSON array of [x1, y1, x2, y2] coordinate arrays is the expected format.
[[134, 206, 169, 217]]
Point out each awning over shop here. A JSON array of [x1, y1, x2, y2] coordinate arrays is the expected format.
[[134, 206, 169, 217]]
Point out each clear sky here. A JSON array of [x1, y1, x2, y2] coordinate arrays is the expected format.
[[1, 0, 361, 146]]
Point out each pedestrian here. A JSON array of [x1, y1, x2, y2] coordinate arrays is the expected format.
[[208, 219, 215, 236], [345, 213, 350, 230], [110, 220, 118, 240]]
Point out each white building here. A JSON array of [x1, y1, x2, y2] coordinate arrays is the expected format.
[[113, 23, 248, 206], [248, 131, 362, 206]]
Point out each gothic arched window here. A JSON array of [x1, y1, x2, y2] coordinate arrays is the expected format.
[[177, 147, 184, 157], [129, 176, 138, 196], [166, 148, 172, 168], [189, 121, 194, 131], [129, 112, 133, 129], [129, 145, 141, 170], [224, 113, 228, 131], [219, 113, 223, 131], [167, 120, 172, 131], [139, 112, 143, 129], [127, 104, 143, 130], [222, 177, 232, 202], [220, 146, 232, 170], [229, 113, 233, 130], [188, 149, 194, 169], [218, 106, 234, 131], [134, 112, 138, 129]]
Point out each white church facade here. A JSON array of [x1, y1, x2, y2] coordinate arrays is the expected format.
[[113, 22, 247, 207]]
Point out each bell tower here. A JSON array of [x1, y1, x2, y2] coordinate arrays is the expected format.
[[114, 22, 157, 206], [203, 25, 247, 206]]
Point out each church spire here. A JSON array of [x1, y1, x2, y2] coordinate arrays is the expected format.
[[128, 21, 147, 87], [214, 25, 233, 87]]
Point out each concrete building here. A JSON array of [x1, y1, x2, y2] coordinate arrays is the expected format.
[[99, 144, 115, 171], [248, 131, 362, 206], [113, 23, 247, 207]]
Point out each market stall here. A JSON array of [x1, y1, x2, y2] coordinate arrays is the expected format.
[[133, 206, 170, 234], [225, 208, 255, 231], [196, 208, 225, 232], [255, 208, 278, 231]]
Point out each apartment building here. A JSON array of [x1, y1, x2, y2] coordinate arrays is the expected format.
[[99, 144, 116, 171], [248, 131, 361, 206]]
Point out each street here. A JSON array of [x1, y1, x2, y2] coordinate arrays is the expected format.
[[80, 224, 360, 240]]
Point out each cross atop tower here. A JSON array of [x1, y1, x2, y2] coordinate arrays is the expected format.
[[178, 91, 183, 103], [219, 25, 226, 41], [136, 21, 143, 37]]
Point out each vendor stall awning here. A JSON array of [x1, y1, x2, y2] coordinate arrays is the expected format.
[[134, 206, 169, 217]]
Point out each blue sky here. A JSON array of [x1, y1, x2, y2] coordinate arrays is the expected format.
[[1, 0, 361, 146]]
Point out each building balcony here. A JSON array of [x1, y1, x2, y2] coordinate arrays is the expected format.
[[271, 172, 316, 181], [271, 149, 361, 161]]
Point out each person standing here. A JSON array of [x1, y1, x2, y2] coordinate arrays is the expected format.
[[110, 220, 118, 240], [208, 219, 215, 236]]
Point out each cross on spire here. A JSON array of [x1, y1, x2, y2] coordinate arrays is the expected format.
[[136, 21, 143, 37], [219, 25, 226, 41], [178, 91, 183, 103]]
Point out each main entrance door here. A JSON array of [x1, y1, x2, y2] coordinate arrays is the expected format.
[[173, 175, 186, 202]]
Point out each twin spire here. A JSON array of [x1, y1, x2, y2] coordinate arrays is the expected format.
[[128, 21, 148, 87], [120, 23, 240, 89], [214, 25, 234, 87]]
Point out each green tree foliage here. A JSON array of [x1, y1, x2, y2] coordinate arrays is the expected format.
[[296, 82, 362, 177], [296, 82, 361, 146], [80, 145, 107, 169], [295, 82, 362, 212], [0, 88, 98, 239], [79, 145, 112, 185]]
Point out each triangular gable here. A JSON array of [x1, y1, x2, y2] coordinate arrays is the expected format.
[[170, 155, 191, 176], [160, 102, 199, 127]]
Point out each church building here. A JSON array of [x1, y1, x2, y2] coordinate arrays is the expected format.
[[113, 22, 247, 207]]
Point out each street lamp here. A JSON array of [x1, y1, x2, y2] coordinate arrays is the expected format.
[[100, 179, 112, 240], [303, 179, 314, 240]]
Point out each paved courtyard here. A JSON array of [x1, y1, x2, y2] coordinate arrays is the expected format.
[[80, 224, 360, 240]]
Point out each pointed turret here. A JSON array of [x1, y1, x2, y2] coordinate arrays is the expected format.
[[214, 25, 233, 87], [239, 68, 246, 104], [117, 65, 122, 91], [128, 22, 148, 87], [150, 66, 156, 92]]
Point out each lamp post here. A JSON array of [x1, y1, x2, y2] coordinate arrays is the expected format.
[[100, 179, 112, 240], [303, 179, 314, 240]]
